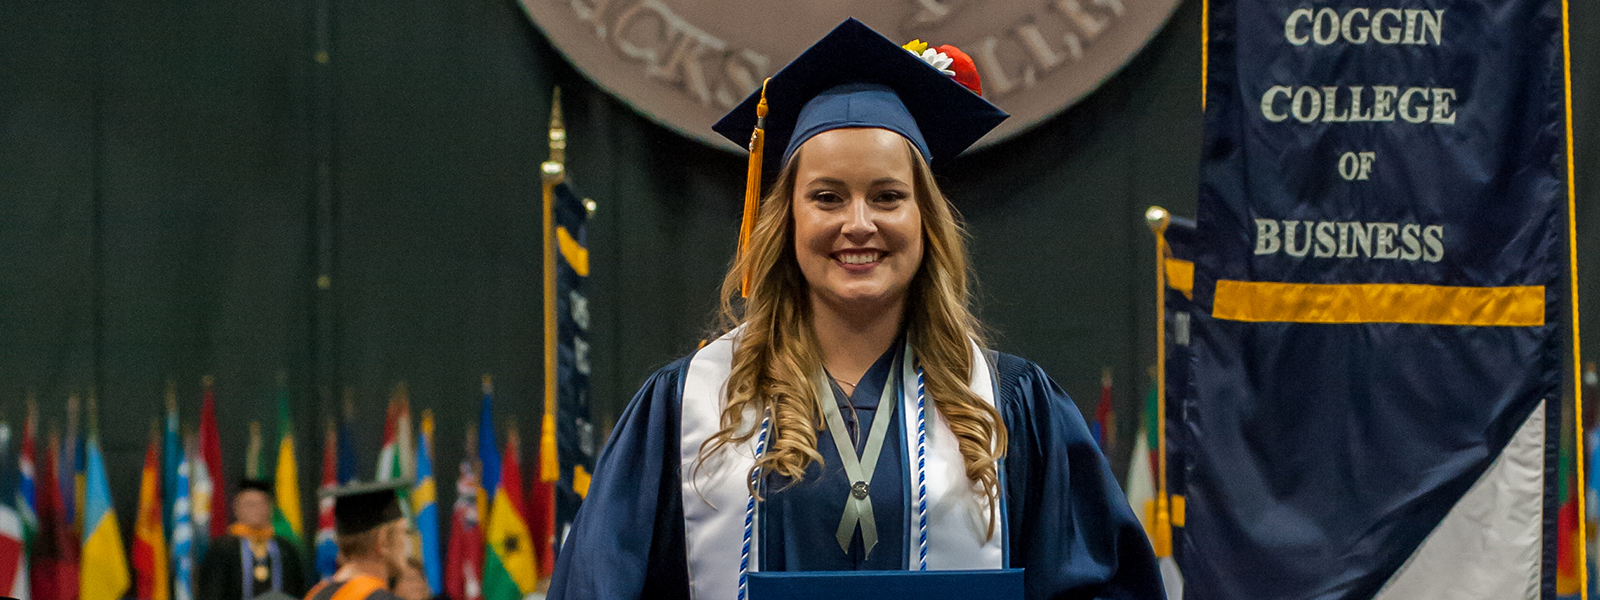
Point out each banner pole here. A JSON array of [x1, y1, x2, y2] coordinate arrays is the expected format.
[[1559, 0, 1585, 593], [1199, 0, 1209, 111], [541, 88, 565, 485], [1146, 206, 1172, 558]]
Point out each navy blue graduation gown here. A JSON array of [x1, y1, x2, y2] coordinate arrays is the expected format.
[[548, 346, 1164, 600]]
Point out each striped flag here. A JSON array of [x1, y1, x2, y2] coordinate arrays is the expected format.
[[1091, 368, 1115, 452], [188, 428, 214, 562], [315, 421, 339, 579], [170, 436, 195, 600], [30, 425, 74, 600], [0, 423, 32, 600], [397, 392, 415, 481], [377, 387, 410, 483], [414, 411, 442, 594], [19, 399, 37, 555], [197, 377, 226, 541], [79, 406, 129, 600], [271, 384, 303, 546], [59, 395, 76, 540], [482, 427, 534, 600], [377, 386, 414, 531], [445, 426, 483, 600], [132, 426, 169, 600]]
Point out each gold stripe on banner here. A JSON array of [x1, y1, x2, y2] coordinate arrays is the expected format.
[[1211, 281, 1546, 326], [1165, 259, 1194, 299], [557, 226, 590, 277]]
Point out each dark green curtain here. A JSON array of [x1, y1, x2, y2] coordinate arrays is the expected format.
[[2, 0, 1595, 555]]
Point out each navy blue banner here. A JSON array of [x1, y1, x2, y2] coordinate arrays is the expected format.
[[1186, 0, 1568, 596], [1163, 215, 1198, 568], [552, 181, 596, 534]]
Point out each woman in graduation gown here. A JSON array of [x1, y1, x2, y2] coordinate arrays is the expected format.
[[548, 18, 1163, 600]]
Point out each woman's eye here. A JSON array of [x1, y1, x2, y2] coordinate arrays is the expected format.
[[876, 191, 906, 203], [812, 191, 843, 204]]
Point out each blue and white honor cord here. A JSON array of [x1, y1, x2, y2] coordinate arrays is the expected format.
[[914, 363, 929, 571], [737, 361, 932, 595], [738, 414, 771, 600]]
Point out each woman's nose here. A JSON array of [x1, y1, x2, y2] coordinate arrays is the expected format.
[[841, 198, 877, 240]]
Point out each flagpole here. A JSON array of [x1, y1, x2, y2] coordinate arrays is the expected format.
[[1559, 0, 1586, 593], [1145, 206, 1172, 559], [541, 87, 565, 486], [1561, 0, 1587, 588]]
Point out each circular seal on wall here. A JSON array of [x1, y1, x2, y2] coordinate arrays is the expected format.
[[518, 0, 1183, 152]]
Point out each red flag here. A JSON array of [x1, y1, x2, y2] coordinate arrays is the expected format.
[[132, 431, 168, 600], [528, 458, 555, 579], [1093, 368, 1116, 452], [502, 430, 527, 525], [199, 378, 227, 539], [445, 455, 483, 600], [31, 429, 76, 600], [314, 422, 338, 578]]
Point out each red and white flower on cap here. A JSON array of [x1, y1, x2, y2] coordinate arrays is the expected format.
[[902, 39, 984, 97]]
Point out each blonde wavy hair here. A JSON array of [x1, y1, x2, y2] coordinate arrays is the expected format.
[[700, 137, 1007, 535]]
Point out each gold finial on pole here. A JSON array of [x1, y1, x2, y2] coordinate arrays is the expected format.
[[1145, 205, 1171, 234], [543, 87, 566, 180]]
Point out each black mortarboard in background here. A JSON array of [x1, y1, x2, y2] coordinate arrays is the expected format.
[[324, 480, 409, 535], [238, 479, 274, 497]]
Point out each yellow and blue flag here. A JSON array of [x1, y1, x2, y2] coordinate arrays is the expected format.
[[414, 412, 442, 594], [80, 432, 128, 600]]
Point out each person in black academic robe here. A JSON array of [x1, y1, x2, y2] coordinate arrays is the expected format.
[[197, 480, 310, 600], [547, 17, 1164, 600]]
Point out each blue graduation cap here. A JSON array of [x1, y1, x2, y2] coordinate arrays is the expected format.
[[713, 18, 1007, 176], [713, 17, 1008, 295]]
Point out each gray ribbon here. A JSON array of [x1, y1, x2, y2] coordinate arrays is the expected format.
[[818, 352, 899, 558]]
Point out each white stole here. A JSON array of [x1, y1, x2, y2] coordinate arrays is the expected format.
[[679, 329, 1005, 599]]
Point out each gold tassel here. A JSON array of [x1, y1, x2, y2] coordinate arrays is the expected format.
[[738, 79, 772, 298], [540, 411, 559, 482]]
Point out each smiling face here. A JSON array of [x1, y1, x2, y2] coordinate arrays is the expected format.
[[790, 127, 924, 316]]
